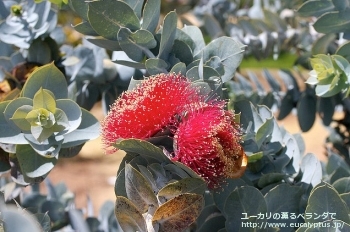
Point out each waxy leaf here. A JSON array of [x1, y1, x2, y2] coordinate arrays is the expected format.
[[257, 173, 286, 189], [125, 163, 158, 213], [145, 58, 168, 75], [88, 0, 140, 40], [28, 39, 52, 65], [255, 117, 274, 148], [3, 206, 43, 232], [24, 133, 64, 157], [297, 0, 335, 17], [10, 105, 33, 132], [114, 139, 169, 163], [16, 144, 57, 178], [21, 63, 68, 99], [33, 88, 56, 112], [305, 182, 350, 224], [87, 37, 122, 51], [332, 177, 350, 194], [73, 21, 99, 37], [1, 99, 30, 144], [118, 28, 156, 62], [142, 0, 160, 33], [213, 178, 246, 213], [300, 153, 322, 187], [152, 193, 204, 232], [70, 0, 89, 20], [199, 37, 245, 82], [60, 109, 99, 148], [297, 90, 317, 132], [123, 0, 143, 19], [158, 178, 206, 200], [186, 66, 220, 81], [170, 62, 186, 74], [224, 186, 267, 230], [181, 26, 205, 57], [173, 161, 202, 178], [314, 11, 350, 34], [158, 11, 177, 60], [265, 184, 303, 225], [55, 99, 82, 134], [115, 196, 147, 232]]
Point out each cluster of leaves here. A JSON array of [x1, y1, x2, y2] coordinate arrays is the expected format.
[[0, 63, 99, 185], [69, 0, 245, 85], [0, 0, 129, 115], [0, 177, 119, 231], [192, 0, 317, 63], [0, 0, 57, 49], [113, 139, 206, 231], [298, 0, 350, 38], [66, 0, 350, 231], [0, 0, 65, 95]]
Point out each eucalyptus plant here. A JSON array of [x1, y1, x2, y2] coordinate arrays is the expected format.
[[0, 0, 349, 231], [0, 63, 99, 185]]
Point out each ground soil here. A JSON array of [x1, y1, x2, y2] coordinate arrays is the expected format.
[[41, 99, 331, 217]]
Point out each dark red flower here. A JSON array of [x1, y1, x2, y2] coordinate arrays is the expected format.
[[172, 102, 247, 188], [101, 73, 203, 154]]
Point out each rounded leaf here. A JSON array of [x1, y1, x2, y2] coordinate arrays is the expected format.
[[16, 144, 57, 178], [56, 99, 82, 134], [21, 63, 68, 99], [200, 37, 245, 82], [32, 88, 56, 112], [305, 182, 350, 224], [115, 196, 147, 232], [118, 28, 157, 62], [333, 177, 350, 194], [3, 206, 43, 232], [88, 0, 140, 40], [224, 186, 267, 230], [158, 178, 206, 201], [152, 193, 204, 232]]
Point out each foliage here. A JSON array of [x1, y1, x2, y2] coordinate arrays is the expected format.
[[0, 177, 119, 231], [0, 63, 99, 185], [0, 0, 349, 232]]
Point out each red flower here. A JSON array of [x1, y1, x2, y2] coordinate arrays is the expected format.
[[101, 73, 203, 154], [172, 102, 247, 188]]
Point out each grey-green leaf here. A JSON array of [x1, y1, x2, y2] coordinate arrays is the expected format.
[[199, 36, 245, 82], [114, 138, 170, 163], [88, 0, 140, 40], [224, 186, 267, 231], [158, 11, 177, 60], [332, 177, 350, 194], [145, 58, 168, 75], [313, 11, 350, 34], [170, 62, 186, 74], [305, 182, 350, 224], [265, 184, 303, 225], [16, 144, 57, 178], [142, 0, 160, 32], [21, 63, 68, 100], [73, 21, 99, 37], [297, 1, 335, 17], [297, 91, 317, 132], [118, 28, 156, 62]]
